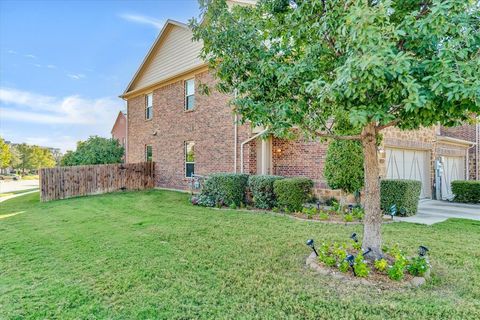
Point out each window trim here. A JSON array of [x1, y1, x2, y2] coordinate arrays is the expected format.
[[145, 93, 153, 120], [145, 144, 153, 162], [185, 141, 195, 178], [184, 79, 195, 111]]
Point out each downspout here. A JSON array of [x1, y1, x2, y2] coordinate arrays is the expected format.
[[234, 113, 238, 173], [240, 129, 268, 174], [477, 121, 479, 180], [233, 89, 238, 173]]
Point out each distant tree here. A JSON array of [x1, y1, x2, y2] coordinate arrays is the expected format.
[[15, 143, 34, 174], [61, 136, 124, 166], [30, 146, 56, 169], [0, 137, 12, 169], [9, 146, 21, 169]]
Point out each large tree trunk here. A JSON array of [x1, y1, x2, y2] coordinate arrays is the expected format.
[[361, 123, 383, 259]]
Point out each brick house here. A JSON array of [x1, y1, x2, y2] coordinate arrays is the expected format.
[[111, 111, 127, 148], [121, 18, 478, 201]]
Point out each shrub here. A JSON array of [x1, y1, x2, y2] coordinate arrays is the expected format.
[[451, 180, 480, 203], [199, 173, 249, 207], [324, 140, 364, 194], [248, 175, 284, 209], [380, 179, 422, 216], [274, 177, 314, 212], [374, 259, 388, 272], [407, 257, 429, 277], [353, 254, 370, 277]]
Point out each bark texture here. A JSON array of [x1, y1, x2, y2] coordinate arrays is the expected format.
[[361, 123, 383, 259]]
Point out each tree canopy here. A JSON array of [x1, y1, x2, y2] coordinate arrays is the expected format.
[[61, 136, 124, 166], [192, 0, 480, 257], [0, 137, 11, 169], [13, 143, 56, 173]]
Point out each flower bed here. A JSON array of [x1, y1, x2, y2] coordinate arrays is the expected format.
[[305, 236, 430, 287]]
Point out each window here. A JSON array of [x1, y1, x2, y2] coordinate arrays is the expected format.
[[185, 141, 195, 177], [145, 145, 153, 162], [185, 79, 195, 111], [145, 93, 153, 120]]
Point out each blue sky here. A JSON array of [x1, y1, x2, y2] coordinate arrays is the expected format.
[[0, 0, 200, 152]]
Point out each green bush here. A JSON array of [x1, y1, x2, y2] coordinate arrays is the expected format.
[[199, 173, 249, 207], [380, 179, 422, 216], [248, 175, 284, 209], [274, 177, 314, 212], [451, 180, 480, 203]]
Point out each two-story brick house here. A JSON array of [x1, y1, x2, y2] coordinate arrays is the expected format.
[[121, 18, 478, 201]]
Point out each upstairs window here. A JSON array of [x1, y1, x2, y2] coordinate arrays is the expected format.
[[145, 93, 153, 120], [145, 145, 153, 162], [185, 141, 195, 177], [185, 79, 195, 111]]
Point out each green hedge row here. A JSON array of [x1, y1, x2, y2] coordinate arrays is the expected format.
[[200, 173, 249, 206], [197, 173, 314, 211], [248, 175, 284, 209], [274, 177, 314, 212], [451, 180, 480, 203], [380, 179, 422, 216]]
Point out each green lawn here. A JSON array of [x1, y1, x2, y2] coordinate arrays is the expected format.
[[1, 190, 479, 319]]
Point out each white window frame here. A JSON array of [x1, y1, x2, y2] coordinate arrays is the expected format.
[[145, 145, 153, 162], [145, 93, 153, 120], [185, 141, 195, 178], [184, 79, 195, 111]]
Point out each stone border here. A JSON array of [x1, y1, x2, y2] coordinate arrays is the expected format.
[[306, 252, 427, 287]]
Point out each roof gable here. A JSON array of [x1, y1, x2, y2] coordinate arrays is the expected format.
[[123, 20, 204, 96]]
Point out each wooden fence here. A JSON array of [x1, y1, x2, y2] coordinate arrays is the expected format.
[[39, 162, 155, 202]]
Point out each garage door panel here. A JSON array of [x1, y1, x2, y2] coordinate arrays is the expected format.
[[386, 148, 431, 198], [441, 156, 465, 200]]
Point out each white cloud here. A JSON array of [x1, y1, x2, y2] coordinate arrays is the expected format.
[[7, 50, 17, 54], [24, 54, 37, 59], [0, 87, 120, 126], [119, 13, 163, 29], [67, 73, 86, 80], [46, 64, 57, 69]]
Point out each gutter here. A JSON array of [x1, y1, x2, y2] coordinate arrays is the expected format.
[[240, 129, 268, 173]]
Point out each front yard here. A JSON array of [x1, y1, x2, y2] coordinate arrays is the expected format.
[[1, 190, 479, 319]]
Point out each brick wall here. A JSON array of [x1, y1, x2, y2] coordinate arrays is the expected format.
[[127, 71, 251, 190]]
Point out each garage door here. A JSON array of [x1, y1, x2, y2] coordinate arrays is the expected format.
[[441, 156, 465, 200], [386, 148, 431, 198]]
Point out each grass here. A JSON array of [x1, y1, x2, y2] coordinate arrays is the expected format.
[[0, 188, 39, 198], [1, 190, 479, 319]]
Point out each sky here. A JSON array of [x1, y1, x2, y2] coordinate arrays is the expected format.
[[0, 0, 200, 152]]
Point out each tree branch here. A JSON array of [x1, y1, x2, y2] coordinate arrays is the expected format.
[[376, 120, 400, 131], [308, 128, 362, 140]]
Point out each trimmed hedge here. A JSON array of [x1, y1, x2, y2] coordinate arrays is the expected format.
[[380, 179, 422, 216], [200, 173, 249, 206], [248, 175, 284, 209], [451, 180, 480, 203], [274, 177, 314, 212]]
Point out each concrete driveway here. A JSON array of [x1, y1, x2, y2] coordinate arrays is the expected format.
[[395, 199, 480, 225], [0, 180, 39, 193]]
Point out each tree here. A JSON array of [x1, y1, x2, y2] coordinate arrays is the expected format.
[[324, 140, 364, 204], [30, 146, 56, 169], [192, 0, 480, 257], [0, 137, 12, 169], [15, 143, 34, 174], [61, 136, 124, 166]]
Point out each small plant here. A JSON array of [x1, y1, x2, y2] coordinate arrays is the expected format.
[[352, 241, 362, 251], [343, 213, 354, 222], [374, 259, 388, 272], [353, 254, 370, 277], [272, 207, 279, 213], [332, 245, 347, 261], [302, 207, 316, 219], [229, 203, 237, 209], [407, 257, 429, 276], [331, 200, 341, 212], [351, 207, 365, 220], [338, 260, 350, 273], [318, 211, 329, 220], [323, 255, 337, 267], [388, 260, 406, 281]]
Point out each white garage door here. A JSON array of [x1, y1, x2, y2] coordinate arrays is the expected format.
[[386, 148, 431, 198], [441, 156, 465, 200]]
